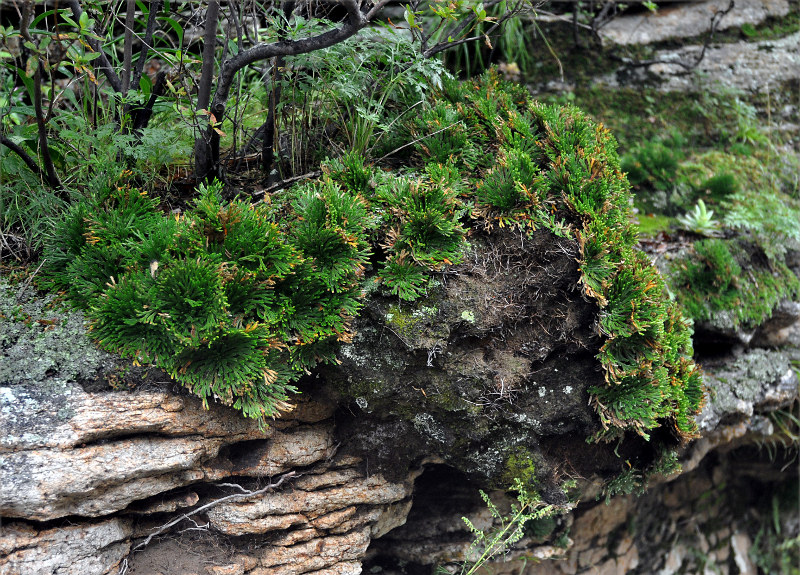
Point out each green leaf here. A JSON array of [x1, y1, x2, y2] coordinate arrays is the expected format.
[[139, 74, 152, 98], [24, 57, 38, 79]]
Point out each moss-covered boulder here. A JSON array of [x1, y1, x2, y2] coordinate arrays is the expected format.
[[39, 72, 705, 495]]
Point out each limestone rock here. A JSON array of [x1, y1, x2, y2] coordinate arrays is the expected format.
[[253, 529, 371, 575], [0, 372, 338, 521], [753, 300, 800, 348], [0, 436, 221, 520], [600, 0, 790, 46], [695, 348, 798, 433], [0, 519, 131, 575], [631, 31, 800, 93], [207, 473, 412, 536], [0, 382, 333, 453]]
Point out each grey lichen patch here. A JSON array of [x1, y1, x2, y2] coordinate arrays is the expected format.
[[0, 280, 115, 445], [412, 413, 448, 444], [0, 280, 115, 391], [0, 279, 169, 445], [697, 349, 797, 432]]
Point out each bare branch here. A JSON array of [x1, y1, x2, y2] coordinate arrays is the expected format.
[[197, 0, 371, 177], [122, 0, 136, 93], [64, 0, 124, 93], [20, 0, 61, 191], [0, 135, 42, 177], [209, 0, 368, 114], [131, 0, 165, 90], [252, 170, 323, 197], [364, 0, 396, 21]]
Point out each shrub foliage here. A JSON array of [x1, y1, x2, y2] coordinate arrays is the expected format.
[[44, 72, 704, 439]]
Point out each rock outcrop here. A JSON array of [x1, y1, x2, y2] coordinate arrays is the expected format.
[[599, 0, 790, 46], [2, 226, 798, 575]]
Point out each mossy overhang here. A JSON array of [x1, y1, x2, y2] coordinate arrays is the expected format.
[[327, 227, 662, 493]]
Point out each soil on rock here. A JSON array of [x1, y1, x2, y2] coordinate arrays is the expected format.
[[329, 227, 629, 492]]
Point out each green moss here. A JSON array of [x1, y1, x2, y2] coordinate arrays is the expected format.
[[385, 303, 437, 334], [636, 213, 673, 236], [501, 446, 539, 489], [671, 238, 800, 329]]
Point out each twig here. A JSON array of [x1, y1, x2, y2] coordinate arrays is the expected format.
[[16, 258, 46, 301], [132, 471, 296, 552], [375, 121, 460, 164], [251, 170, 322, 197]]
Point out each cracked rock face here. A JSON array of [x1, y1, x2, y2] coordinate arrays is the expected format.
[[1, 519, 132, 575], [2, 230, 798, 575]]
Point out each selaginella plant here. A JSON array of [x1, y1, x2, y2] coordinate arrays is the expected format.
[[44, 71, 705, 441], [43, 179, 372, 419]]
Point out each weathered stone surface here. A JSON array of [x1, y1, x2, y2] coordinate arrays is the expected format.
[[127, 490, 200, 515], [600, 0, 790, 46], [207, 473, 412, 536], [254, 529, 371, 575], [644, 31, 800, 92], [217, 424, 336, 477], [753, 301, 800, 348], [0, 383, 334, 453], [0, 374, 338, 521], [0, 519, 131, 575], [695, 348, 798, 433], [0, 436, 222, 520]]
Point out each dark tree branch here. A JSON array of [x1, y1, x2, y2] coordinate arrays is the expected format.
[[64, 0, 124, 93], [590, 1, 617, 34], [196, 0, 371, 178], [263, 0, 295, 182], [132, 70, 167, 131], [194, 0, 222, 179], [0, 135, 43, 176], [20, 0, 61, 191], [210, 0, 367, 114], [252, 170, 323, 197], [122, 0, 136, 93], [131, 0, 165, 91]]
